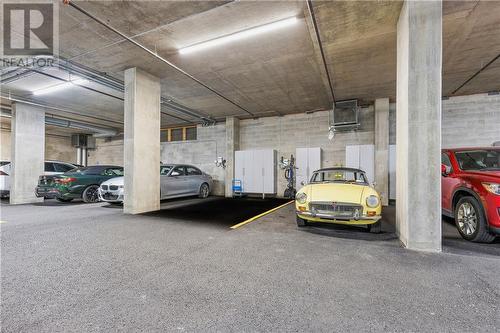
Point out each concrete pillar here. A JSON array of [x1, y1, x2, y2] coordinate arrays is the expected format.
[[225, 116, 240, 197], [396, 0, 442, 252], [123, 68, 161, 214], [374, 98, 389, 206], [10, 103, 45, 204]]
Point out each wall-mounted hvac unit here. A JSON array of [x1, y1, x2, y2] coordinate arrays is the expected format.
[[330, 99, 361, 132], [234, 149, 276, 197], [71, 134, 96, 149]]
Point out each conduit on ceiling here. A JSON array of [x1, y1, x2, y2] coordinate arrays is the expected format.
[[63, 0, 255, 118]]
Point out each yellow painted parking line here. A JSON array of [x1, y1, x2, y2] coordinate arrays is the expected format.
[[0, 220, 6, 224], [230, 200, 294, 229]]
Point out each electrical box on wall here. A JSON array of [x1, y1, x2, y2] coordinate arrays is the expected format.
[[330, 99, 361, 132], [71, 134, 96, 149]]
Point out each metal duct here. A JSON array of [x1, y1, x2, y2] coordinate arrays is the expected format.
[[45, 117, 117, 137], [1, 106, 117, 137]]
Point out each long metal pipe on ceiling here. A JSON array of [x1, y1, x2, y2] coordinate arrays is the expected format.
[[63, 0, 255, 118], [306, 0, 336, 105], [1, 55, 214, 124], [0, 106, 118, 137]]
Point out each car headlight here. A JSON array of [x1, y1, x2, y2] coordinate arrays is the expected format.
[[366, 195, 380, 208], [482, 182, 500, 195], [296, 192, 307, 204]]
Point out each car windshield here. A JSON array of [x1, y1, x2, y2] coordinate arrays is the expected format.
[[310, 169, 368, 184], [455, 150, 500, 171]]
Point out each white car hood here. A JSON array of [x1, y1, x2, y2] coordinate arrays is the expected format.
[[101, 176, 124, 186]]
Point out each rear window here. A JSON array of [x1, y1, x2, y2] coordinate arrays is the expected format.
[[102, 168, 124, 176], [54, 163, 75, 173], [70, 166, 122, 175]]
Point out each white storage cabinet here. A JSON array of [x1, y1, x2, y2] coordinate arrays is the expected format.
[[295, 147, 321, 188], [345, 145, 375, 183], [234, 149, 276, 196]]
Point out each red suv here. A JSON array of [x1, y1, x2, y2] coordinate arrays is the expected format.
[[441, 147, 500, 243]]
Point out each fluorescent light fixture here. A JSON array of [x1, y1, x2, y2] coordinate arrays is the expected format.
[[179, 16, 298, 55], [33, 78, 89, 96]]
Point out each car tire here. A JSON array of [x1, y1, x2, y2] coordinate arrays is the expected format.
[[454, 196, 495, 243], [56, 198, 73, 203], [199, 183, 210, 199], [368, 220, 382, 233], [82, 185, 100, 203], [296, 215, 308, 227]]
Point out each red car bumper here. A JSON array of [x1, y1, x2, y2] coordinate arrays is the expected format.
[[483, 192, 500, 235]]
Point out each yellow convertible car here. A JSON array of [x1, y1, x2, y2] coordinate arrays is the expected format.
[[295, 167, 382, 233]]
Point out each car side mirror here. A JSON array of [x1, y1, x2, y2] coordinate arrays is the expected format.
[[441, 164, 451, 177], [300, 181, 305, 186]]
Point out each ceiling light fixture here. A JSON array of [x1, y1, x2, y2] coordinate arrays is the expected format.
[[179, 16, 298, 55], [33, 78, 89, 96]]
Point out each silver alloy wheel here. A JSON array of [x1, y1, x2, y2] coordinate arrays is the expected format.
[[200, 184, 209, 198], [457, 202, 477, 236]]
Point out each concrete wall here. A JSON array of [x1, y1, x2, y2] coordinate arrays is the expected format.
[[441, 94, 500, 148], [87, 138, 124, 166], [0, 129, 75, 163], [85, 92, 500, 197], [161, 124, 226, 196], [390, 93, 500, 146], [239, 108, 375, 195]]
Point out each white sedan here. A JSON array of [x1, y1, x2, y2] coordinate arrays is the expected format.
[[0, 160, 79, 198], [99, 164, 213, 204]]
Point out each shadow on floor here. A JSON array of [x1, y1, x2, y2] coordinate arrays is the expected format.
[[144, 196, 290, 228], [299, 204, 398, 242]]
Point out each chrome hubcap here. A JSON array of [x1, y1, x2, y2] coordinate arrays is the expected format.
[[457, 202, 477, 236]]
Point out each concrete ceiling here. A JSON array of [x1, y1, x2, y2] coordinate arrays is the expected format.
[[1, 0, 499, 132]]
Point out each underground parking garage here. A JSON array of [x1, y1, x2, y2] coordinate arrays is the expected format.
[[1, 0, 500, 331]]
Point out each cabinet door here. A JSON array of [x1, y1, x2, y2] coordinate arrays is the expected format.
[[307, 147, 321, 180], [262, 149, 275, 194], [345, 145, 360, 169], [295, 148, 309, 188], [359, 145, 375, 184]]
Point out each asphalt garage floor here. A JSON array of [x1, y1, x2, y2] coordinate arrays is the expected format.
[[1, 197, 499, 332]]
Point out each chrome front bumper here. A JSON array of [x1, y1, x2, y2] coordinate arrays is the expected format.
[[297, 210, 381, 221]]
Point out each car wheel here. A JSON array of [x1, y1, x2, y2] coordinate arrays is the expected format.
[[56, 198, 73, 203], [296, 215, 308, 227], [368, 220, 382, 233], [454, 196, 495, 243], [199, 183, 210, 198], [82, 185, 100, 203]]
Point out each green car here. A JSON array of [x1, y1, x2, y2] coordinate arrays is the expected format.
[[35, 165, 123, 203]]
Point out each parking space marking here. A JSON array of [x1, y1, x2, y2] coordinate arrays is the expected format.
[[230, 200, 294, 229]]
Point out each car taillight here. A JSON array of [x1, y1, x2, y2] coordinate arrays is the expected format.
[[0, 171, 7, 176], [56, 177, 76, 184]]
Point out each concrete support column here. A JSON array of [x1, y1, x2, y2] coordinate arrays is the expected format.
[[10, 102, 45, 204], [225, 116, 240, 197], [374, 98, 389, 206], [396, 0, 442, 251], [123, 68, 161, 214]]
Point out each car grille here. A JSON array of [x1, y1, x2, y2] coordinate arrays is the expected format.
[[310, 202, 363, 218], [101, 185, 108, 190], [109, 185, 119, 191], [103, 193, 118, 200]]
